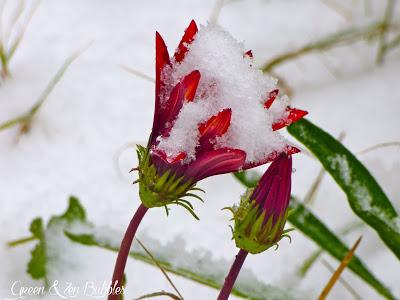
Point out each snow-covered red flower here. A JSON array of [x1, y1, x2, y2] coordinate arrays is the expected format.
[[231, 153, 293, 254], [137, 20, 307, 211]]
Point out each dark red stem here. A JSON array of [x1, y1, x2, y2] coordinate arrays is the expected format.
[[108, 203, 148, 300], [217, 248, 248, 300]]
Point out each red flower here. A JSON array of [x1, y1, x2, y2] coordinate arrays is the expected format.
[[147, 20, 307, 184]]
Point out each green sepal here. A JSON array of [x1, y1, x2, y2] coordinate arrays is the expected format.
[[228, 189, 292, 254], [136, 145, 203, 219]]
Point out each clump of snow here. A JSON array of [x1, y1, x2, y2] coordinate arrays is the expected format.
[[328, 154, 351, 185], [157, 24, 289, 163]]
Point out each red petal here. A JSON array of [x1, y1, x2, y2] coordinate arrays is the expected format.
[[185, 148, 246, 181], [152, 32, 171, 144], [174, 20, 198, 63], [182, 70, 200, 102], [244, 50, 253, 58], [242, 145, 300, 170], [198, 109, 232, 151], [264, 89, 279, 109], [158, 70, 201, 137], [199, 108, 231, 137], [151, 149, 186, 164], [156, 32, 171, 100], [272, 107, 308, 131]]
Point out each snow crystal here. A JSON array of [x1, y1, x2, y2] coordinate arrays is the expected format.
[[157, 24, 289, 163]]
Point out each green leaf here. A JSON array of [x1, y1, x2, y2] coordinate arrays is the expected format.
[[287, 118, 400, 260], [23, 196, 88, 286], [53, 196, 86, 224], [27, 218, 47, 284], [233, 171, 396, 300]]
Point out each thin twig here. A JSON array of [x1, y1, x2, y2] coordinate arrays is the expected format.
[[318, 236, 362, 300], [209, 0, 225, 24], [0, 43, 90, 134], [119, 64, 154, 83], [321, 259, 363, 300], [7, 235, 36, 247], [261, 22, 396, 72], [386, 33, 400, 50], [356, 141, 400, 155], [298, 221, 363, 277], [376, 0, 395, 64], [0, 0, 39, 77], [136, 238, 184, 300], [134, 291, 181, 300], [320, 0, 353, 22], [303, 167, 326, 205]]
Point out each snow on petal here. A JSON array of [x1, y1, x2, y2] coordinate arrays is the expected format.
[[157, 24, 292, 164], [174, 20, 198, 63]]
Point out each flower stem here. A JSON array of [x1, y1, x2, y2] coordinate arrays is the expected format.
[[217, 249, 248, 300], [109, 203, 148, 300]]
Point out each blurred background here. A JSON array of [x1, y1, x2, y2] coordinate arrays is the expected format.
[[1, 0, 399, 299]]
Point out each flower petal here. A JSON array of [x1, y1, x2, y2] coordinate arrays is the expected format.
[[244, 50, 253, 58], [272, 107, 308, 131], [242, 145, 299, 170], [152, 149, 187, 164], [150, 149, 188, 178], [182, 70, 201, 102], [159, 70, 201, 137], [264, 89, 279, 109], [185, 148, 246, 181], [174, 20, 198, 63], [199, 108, 232, 138], [197, 109, 231, 152], [151, 32, 171, 144]]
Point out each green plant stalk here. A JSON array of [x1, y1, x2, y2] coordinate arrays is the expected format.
[[376, 0, 396, 64], [261, 21, 395, 72]]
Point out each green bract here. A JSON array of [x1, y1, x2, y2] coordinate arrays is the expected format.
[[229, 189, 293, 254], [137, 145, 203, 219]]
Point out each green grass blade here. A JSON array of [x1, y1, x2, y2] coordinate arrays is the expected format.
[[287, 118, 400, 260]]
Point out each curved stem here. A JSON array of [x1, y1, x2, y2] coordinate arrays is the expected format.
[[217, 249, 248, 300], [109, 203, 148, 300]]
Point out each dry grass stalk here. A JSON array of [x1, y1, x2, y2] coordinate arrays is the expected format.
[[318, 236, 362, 300]]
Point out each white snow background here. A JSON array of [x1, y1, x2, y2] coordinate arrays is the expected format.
[[1, 0, 399, 299]]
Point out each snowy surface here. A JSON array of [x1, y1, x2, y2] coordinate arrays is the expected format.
[[1, 0, 400, 299]]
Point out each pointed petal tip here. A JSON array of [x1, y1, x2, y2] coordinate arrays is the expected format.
[[264, 89, 280, 109], [244, 50, 253, 58], [183, 70, 201, 102], [189, 19, 198, 30], [272, 106, 308, 131], [174, 20, 198, 63]]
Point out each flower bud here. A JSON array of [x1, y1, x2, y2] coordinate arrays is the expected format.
[[231, 154, 293, 254]]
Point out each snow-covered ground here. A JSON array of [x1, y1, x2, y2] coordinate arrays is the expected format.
[[1, 0, 399, 299]]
